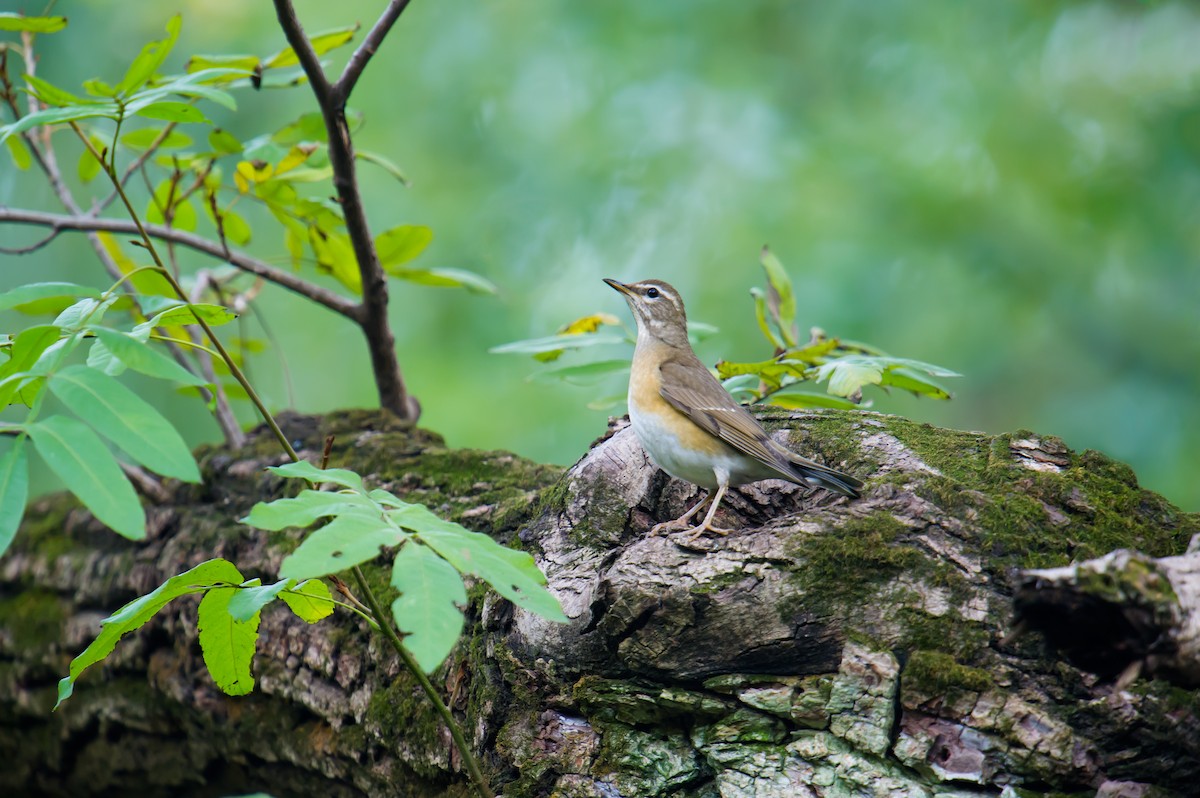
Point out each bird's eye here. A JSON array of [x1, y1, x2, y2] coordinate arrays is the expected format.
[[645, 287, 660, 298]]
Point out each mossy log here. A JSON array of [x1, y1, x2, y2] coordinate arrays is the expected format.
[[2, 408, 1198, 797], [1014, 547, 1200, 689]]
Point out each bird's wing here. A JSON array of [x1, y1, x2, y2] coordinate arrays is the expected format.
[[658, 357, 793, 477]]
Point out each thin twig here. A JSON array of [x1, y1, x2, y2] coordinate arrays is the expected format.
[[337, 0, 411, 100], [272, 0, 414, 419], [0, 228, 60, 254], [119, 462, 171, 504], [71, 121, 300, 463], [94, 122, 179, 215], [0, 207, 361, 320], [352, 566, 495, 798]]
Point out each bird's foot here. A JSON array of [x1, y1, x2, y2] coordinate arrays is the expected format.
[[680, 522, 735, 542]]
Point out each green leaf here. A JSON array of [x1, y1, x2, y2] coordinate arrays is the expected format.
[[135, 100, 210, 124], [82, 79, 118, 98], [85, 336, 124, 376], [879, 367, 952, 400], [28, 415, 145, 539], [47, 365, 200, 482], [23, 74, 92, 107], [0, 13, 68, 33], [186, 54, 261, 75], [762, 388, 861, 411], [814, 358, 882, 398], [266, 460, 364, 491], [814, 355, 959, 399], [221, 580, 282, 624], [393, 504, 567, 623], [278, 513, 404, 580], [489, 333, 629, 357], [0, 282, 101, 312], [760, 246, 798, 347], [208, 128, 242, 155], [241, 489, 376, 531], [5, 134, 31, 170], [77, 140, 102, 183], [280, 579, 334, 623], [391, 542, 467, 672], [529, 359, 629, 385], [134, 302, 238, 333], [309, 229, 360, 293], [375, 225, 432, 267], [265, 26, 358, 69], [120, 127, 193, 150], [124, 71, 240, 115], [54, 295, 117, 330], [0, 103, 121, 145], [0, 325, 61, 406], [750, 287, 784, 349], [0, 438, 29, 558], [389, 267, 498, 295], [89, 327, 207, 386], [715, 358, 807, 390], [220, 210, 252, 246], [55, 558, 243, 708], [272, 111, 329, 145], [116, 14, 182, 96], [356, 149, 410, 185], [197, 583, 260, 696]]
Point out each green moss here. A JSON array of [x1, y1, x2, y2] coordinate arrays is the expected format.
[[894, 608, 992, 661], [874, 417, 1197, 572], [904, 650, 993, 693], [365, 671, 448, 781], [0, 588, 67, 648], [787, 512, 926, 614]]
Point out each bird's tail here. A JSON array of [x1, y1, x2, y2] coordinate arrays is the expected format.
[[778, 449, 863, 499]]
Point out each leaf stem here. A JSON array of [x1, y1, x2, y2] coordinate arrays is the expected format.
[[350, 565, 494, 798]]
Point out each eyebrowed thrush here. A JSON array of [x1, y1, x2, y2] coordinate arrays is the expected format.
[[605, 278, 862, 539]]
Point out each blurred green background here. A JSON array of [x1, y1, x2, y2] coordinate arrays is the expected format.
[[2, 0, 1197, 511]]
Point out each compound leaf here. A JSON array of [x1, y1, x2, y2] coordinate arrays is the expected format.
[[48, 365, 200, 482], [56, 558, 242, 708]]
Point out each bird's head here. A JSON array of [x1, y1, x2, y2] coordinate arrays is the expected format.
[[604, 278, 689, 348]]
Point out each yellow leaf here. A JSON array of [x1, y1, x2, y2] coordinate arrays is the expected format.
[[276, 144, 314, 175], [558, 313, 620, 336]]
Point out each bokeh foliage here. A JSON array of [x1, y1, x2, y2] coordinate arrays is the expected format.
[[2, 0, 1196, 510]]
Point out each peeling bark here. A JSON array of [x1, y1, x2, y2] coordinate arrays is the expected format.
[[2, 408, 1198, 797]]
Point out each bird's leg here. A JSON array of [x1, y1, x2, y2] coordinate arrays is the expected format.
[[682, 479, 735, 541], [650, 491, 713, 535]]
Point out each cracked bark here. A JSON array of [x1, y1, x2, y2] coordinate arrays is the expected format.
[[2, 408, 1198, 797]]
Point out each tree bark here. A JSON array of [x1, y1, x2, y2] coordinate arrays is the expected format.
[[2, 408, 1198, 797], [1015, 546, 1200, 689]]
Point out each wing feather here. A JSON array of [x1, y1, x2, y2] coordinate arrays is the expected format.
[[658, 355, 863, 497]]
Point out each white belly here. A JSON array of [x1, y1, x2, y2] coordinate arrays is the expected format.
[[629, 402, 755, 490]]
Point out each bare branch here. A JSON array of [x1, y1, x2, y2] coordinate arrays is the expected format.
[[336, 0, 412, 101], [270, 0, 415, 420], [0, 206, 361, 320]]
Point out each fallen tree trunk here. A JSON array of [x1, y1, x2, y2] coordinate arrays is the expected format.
[[2, 408, 1198, 797]]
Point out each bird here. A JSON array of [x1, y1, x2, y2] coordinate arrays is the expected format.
[[604, 278, 862, 539]]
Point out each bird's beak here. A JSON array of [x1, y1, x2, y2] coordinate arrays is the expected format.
[[603, 278, 634, 297]]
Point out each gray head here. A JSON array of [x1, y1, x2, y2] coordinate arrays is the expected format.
[[603, 278, 690, 348]]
